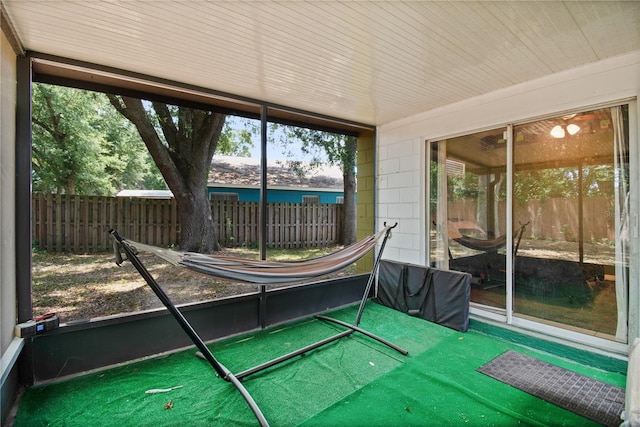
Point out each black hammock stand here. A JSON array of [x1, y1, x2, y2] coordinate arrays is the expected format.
[[109, 223, 405, 427]]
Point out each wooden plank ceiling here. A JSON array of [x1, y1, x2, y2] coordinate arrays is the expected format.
[[2, 1, 639, 126]]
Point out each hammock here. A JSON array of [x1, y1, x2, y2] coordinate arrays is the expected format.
[[117, 226, 390, 284], [453, 234, 507, 252], [448, 221, 529, 253], [109, 223, 405, 427]]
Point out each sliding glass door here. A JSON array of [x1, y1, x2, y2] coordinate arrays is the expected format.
[[428, 104, 631, 342], [512, 106, 629, 340], [429, 127, 508, 311]]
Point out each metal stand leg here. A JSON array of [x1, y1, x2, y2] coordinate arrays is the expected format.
[[316, 315, 407, 355], [236, 223, 407, 381], [355, 223, 397, 326], [110, 230, 269, 427], [316, 222, 407, 355], [110, 223, 403, 425]]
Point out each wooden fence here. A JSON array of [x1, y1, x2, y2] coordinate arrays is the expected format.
[[448, 196, 615, 242], [32, 194, 343, 252]]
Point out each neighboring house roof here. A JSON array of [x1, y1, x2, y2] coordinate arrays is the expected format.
[[116, 157, 344, 198], [208, 156, 343, 191]]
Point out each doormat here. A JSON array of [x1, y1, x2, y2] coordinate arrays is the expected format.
[[477, 350, 624, 427]]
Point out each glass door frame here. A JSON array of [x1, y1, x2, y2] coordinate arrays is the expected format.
[[425, 99, 637, 355]]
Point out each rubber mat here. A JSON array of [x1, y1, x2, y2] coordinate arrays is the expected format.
[[477, 350, 624, 427]]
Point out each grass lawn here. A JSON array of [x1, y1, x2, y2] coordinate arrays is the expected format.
[[32, 245, 353, 323]]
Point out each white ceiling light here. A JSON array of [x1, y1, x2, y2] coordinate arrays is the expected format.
[[550, 123, 580, 138], [566, 124, 581, 135], [550, 125, 565, 138]]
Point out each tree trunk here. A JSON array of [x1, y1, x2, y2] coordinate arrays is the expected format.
[[107, 95, 223, 252], [176, 191, 219, 252]]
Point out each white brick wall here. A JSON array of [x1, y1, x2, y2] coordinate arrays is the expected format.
[[376, 136, 425, 265]]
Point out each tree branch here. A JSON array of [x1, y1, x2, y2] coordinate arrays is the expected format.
[[107, 95, 188, 197]]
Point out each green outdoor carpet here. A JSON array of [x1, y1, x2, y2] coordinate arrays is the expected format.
[[15, 303, 626, 426]]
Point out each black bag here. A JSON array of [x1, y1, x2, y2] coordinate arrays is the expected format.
[[377, 260, 470, 332]]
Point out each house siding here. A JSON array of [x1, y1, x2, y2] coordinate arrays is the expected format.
[[207, 186, 344, 204]]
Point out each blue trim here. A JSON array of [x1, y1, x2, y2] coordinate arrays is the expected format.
[[208, 187, 344, 204]]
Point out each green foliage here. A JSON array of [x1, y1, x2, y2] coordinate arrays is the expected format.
[[32, 84, 257, 197], [32, 84, 108, 194], [217, 119, 255, 157], [448, 174, 480, 201], [513, 165, 618, 205], [269, 123, 355, 175], [32, 83, 165, 195], [98, 98, 165, 191], [439, 164, 620, 206]]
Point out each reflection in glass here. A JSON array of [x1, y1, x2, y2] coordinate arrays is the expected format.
[[428, 105, 630, 341], [430, 128, 508, 310], [512, 107, 629, 339]]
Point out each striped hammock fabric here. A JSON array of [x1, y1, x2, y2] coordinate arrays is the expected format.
[[120, 226, 392, 284]]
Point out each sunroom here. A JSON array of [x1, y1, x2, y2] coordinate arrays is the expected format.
[[1, 1, 640, 426]]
